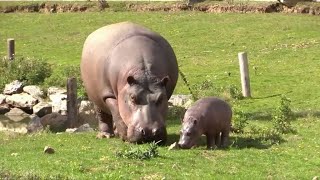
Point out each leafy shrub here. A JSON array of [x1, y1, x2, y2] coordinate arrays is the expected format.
[[0, 57, 52, 91], [44, 65, 87, 98], [232, 106, 248, 133], [222, 85, 243, 100], [272, 96, 295, 134], [116, 142, 159, 160]]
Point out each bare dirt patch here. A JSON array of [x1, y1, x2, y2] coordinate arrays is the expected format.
[[0, 1, 319, 15]]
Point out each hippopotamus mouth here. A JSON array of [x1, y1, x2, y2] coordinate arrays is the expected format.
[[129, 127, 167, 145]]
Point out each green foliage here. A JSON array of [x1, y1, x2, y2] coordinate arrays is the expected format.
[[44, 65, 87, 98], [223, 85, 243, 100], [272, 96, 295, 134], [0, 57, 52, 91], [116, 141, 159, 160], [232, 105, 248, 134]]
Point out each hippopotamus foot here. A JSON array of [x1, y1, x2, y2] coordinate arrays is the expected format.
[[95, 105, 115, 138], [206, 134, 218, 150]]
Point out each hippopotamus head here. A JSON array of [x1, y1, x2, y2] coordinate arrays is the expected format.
[[117, 74, 169, 145], [178, 116, 202, 149]]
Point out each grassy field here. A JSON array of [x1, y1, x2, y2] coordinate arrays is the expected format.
[[0, 10, 320, 179]]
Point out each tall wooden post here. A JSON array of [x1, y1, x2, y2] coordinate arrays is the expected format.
[[238, 52, 251, 98], [7, 38, 15, 60], [67, 77, 78, 128]]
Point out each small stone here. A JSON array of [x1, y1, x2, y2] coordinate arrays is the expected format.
[[66, 128, 77, 133], [75, 123, 94, 133], [312, 176, 319, 180], [168, 142, 179, 150], [44, 146, 55, 154]]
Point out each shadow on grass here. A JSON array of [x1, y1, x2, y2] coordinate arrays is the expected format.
[[166, 133, 180, 145], [229, 134, 286, 149]]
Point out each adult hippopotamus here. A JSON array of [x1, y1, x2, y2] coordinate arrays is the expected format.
[[81, 22, 178, 144], [178, 97, 232, 149]]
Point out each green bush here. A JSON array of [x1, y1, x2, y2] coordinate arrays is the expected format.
[[272, 96, 295, 134], [44, 65, 87, 98], [0, 57, 52, 92], [232, 106, 248, 134]]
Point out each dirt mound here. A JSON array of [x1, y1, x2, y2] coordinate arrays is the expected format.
[[1, 2, 319, 15]]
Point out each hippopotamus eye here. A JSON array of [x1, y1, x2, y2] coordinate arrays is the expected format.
[[186, 132, 192, 136], [130, 95, 139, 104]]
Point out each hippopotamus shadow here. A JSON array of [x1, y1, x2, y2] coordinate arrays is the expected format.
[[229, 135, 286, 149]]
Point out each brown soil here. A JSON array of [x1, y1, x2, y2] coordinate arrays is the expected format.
[[0, 2, 319, 15]]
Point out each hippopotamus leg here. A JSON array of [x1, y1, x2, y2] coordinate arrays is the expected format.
[[221, 129, 230, 148], [215, 133, 221, 147], [206, 133, 216, 149], [95, 105, 115, 139], [104, 98, 128, 141]]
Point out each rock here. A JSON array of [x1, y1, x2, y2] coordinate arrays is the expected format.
[[49, 92, 67, 115], [47, 87, 66, 96], [0, 115, 28, 134], [23, 85, 45, 101], [5, 108, 30, 122], [74, 123, 94, 132], [168, 142, 179, 150], [78, 100, 97, 127], [26, 115, 43, 133], [3, 80, 24, 95], [44, 146, 55, 154], [40, 112, 68, 133], [33, 102, 52, 117], [65, 128, 77, 133], [169, 94, 193, 108], [6, 93, 38, 112], [0, 104, 10, 115], [51, 99, 67, 115], [313, 176, 319, 180], [0, 94, 7, 104]]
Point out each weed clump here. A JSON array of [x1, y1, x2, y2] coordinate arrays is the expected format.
[[272, 96, 295, 134], [116, 141, 159, 160]]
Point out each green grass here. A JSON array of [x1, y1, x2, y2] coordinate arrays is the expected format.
[[0, 10, 320, 179]]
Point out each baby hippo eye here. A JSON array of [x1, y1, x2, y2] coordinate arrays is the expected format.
[[186, 132, 192, 136]]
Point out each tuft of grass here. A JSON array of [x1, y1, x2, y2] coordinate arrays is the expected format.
[[116, 141, 159, 160]]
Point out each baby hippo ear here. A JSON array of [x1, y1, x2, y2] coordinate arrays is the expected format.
[[160, 76, 170, 87], [127, 76, 136, 86]]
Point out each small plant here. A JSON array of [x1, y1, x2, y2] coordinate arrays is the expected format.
[[223, 85, 243, 100], [232, 106, 248, 134], [116, 141, 159, 160], [272, 96, 295, 134]]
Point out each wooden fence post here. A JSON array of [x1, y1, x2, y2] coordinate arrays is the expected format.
[[7, 38, 15, 60], [238, 52, 251, 98], [67, 77, 78, 128]]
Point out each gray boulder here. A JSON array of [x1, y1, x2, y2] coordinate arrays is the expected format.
[[33, 102, 52, 117], [169, 94, 193, 108], [5, 107, 30, 122], [23, 85, 45, 101], [3, 80, 24, 95], [6, 93, 38, 112], [78, 100, 97, 127], [47, 87, 66, 96], [0, 94, 7, 104]]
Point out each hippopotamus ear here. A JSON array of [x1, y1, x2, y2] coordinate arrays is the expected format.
[[127, 76, 136, 86], [160, 76, 170, 87]]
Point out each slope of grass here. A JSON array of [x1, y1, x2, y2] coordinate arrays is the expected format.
[[0, 11, 319, 179]]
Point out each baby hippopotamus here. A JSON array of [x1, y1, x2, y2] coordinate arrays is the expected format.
[[178, 97, 232, 149]]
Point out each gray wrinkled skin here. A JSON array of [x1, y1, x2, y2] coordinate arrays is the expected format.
[[178, 97, 232, 149], [81, 22, 178, 144]]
